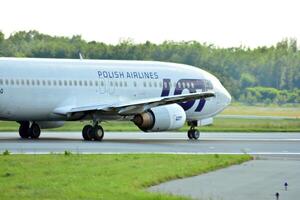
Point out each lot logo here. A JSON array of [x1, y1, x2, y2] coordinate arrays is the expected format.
[[161, 79, 206, 112]]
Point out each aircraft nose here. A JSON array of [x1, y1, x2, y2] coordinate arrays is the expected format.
[[223, 87, 232, 106]]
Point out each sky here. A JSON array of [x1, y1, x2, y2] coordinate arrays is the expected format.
[[0, 0, 299, 48]]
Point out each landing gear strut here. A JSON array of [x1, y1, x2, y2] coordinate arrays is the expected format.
[[82, 123, 104, 141], [18, 121, 41, 139], [187, 128, 200, 140]]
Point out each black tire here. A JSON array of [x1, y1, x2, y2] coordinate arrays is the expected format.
[[93, 125, 104, 141], [187, 130, 193, 140], [192, 129, 200, 140], [82, 125, 93, 140], [29, 123, 41, 139], [19, 122, 30, 139]]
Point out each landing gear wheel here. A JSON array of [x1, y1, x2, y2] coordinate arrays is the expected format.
[[19, 122, 30, 139], [192, 129, 200, 140], [187, 130, 193, 140], [187, 129, 200, 140], [28, 123, 41, 139], [82, 125, 94, 141], [93, 125, 104, 141]]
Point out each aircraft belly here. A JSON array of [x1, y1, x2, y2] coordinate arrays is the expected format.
[[2, 88, 63, 121]]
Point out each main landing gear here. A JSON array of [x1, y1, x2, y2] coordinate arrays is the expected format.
[[18, 121, 41, 139], [82, 123, 104, 141], [187, 127, 200, 140]]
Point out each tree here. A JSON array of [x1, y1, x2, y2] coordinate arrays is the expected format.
[[0, 30, 299, 104], [0, 31, 4, 43], [240, 73, 256, 89]]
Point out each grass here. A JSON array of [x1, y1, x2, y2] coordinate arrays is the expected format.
[[0, 105, 299, 132], [223, 104, 300, 117], [0, 154, 251, 200], [196, 118, 300, 132]]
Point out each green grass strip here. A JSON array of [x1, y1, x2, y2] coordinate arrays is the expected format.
[[0, 154, 251, 200]]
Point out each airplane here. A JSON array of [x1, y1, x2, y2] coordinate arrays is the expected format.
[[0, 57, 231, 141]]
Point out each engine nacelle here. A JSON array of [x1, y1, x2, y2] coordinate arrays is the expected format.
[[36, 121, 65, 129], [133, 104, 186, 132]]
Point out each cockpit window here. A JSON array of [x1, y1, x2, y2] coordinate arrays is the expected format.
[[204, 80, 213, 90]]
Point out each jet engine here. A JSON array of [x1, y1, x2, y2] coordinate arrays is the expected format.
[[36, 121, 65, 129], [132, 104, 186, 132]]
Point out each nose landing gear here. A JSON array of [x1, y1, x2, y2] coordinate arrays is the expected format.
[[187, 127, 200, 140], [187, 121, 200, 140]]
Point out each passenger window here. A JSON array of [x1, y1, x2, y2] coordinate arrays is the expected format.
[[94, 81, 98, 86], [178, 82, 181, 88], [89, 80, 93, 86], [119, 81, 123, 87], [154, 82, 157, 87], [31, 80, 34, 86], [84, 80, 88, 86], [26, 80, 30, 86], [79, 80, 82, 86], [143, 82, 147, 87], [59, 80, 62, 86], [21, 80, 25, 85], [42, 80, 46, 86], [0, 79, 3, 85], [110, 81, 113, 87], [100, 81, 104, 87], [11, 79, 15, 85], [124, 81, 127, 87], [64, 80, 68, 86], [115, 81, 118, 87], [149, 82, 152, 87], [134, 81, 137, 87], [53, 80, 57, 86], [159, 82, 162, 88], [74, 80, 77, 86], [16, 80, 20, 85], [187, 82, 190, 88], [182, 82, 186, 88], [36, 80, 40, 86], [69, 80, 72, 86], [48, 80, 51, 86], [191, 82, 195, 89]]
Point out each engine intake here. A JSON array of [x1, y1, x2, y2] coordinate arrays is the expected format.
[[133, 104, 186, 132]]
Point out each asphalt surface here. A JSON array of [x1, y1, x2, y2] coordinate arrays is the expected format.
[[149, 156, 300, 200], [0, 132, 300, 154]]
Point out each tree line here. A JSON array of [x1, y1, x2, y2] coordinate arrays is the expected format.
[[0, 30, 299, 104]]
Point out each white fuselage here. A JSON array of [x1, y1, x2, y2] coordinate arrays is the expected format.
[[0, 58, 231, 123]]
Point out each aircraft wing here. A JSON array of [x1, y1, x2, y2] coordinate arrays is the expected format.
[[113, 91, 215, 115], [54, 91, 215, 116]]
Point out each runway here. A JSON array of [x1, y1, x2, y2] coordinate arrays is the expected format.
[[149, 157, 300, 200], [0, 132, 300, 154]]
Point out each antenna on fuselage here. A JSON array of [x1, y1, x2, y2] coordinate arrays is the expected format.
[[79, 52, 84, 60]]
